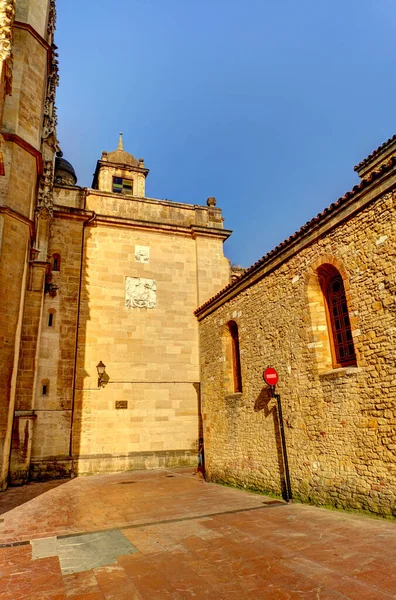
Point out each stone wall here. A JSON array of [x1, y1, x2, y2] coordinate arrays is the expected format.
[[2, 26, 48, 149], [197, 180, 396, 516], [0, 212, 29, 487], [29, 214, 85, 480], [84, 190, 225, 230], [0, 0, 53, 489], [30, 192, 231, 478]]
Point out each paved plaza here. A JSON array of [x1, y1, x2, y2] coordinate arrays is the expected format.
[[0, 469, 395, 599]]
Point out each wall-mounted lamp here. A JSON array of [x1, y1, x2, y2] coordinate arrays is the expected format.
[[96, 361, 110, 388]]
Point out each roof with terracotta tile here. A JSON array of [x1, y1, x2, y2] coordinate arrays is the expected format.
[[354, 134, 396, 172], [195, 154, 396, 317]]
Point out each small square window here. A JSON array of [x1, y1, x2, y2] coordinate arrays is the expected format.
[[112, 177, 133, 195]]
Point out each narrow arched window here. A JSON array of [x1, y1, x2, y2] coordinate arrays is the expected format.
[[326, 275, 356, 367], [228, 320, 242, 392], [52, 253, 61, 272]]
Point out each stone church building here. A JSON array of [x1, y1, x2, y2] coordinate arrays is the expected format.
[[196, 137, 396, 517], [0, 0, 395, 517]]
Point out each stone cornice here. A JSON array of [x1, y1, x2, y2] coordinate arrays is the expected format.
[[86, 188, 222, 214], [13, 21, 52, 72], [195, 165, 396, 320], [2, 132, 43, 174], [97, 159, 149, 177], [354, 134, 396, 172], [13, 21, 50, 51], [0, 205, 34, 234], [53, 205, 232, 240]]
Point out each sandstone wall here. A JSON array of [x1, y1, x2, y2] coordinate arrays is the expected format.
[[84, 191, 224, 230], [198, 189, 396, 516], [31, 193, 231, 478], [30, 215, 85, 480], [2, 26, 48, 149], [0, 0, 52, 488], [0, 212, 29, 487]]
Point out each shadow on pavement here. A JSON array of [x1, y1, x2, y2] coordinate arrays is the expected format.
[[0, 479, 69, 515]]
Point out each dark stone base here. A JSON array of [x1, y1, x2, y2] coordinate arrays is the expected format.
[[27, 450, 197, 482]]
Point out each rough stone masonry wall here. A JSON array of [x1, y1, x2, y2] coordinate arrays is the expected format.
[[199, 190, 396, 516]]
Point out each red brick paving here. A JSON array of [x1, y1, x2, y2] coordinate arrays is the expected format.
[[0, 469, 395, 598]]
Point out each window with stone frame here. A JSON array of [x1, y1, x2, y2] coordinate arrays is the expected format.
[[223, 320, 242, 393], [48, 309, 55, 327], [41, 379, 50, 396], [112, 176, 133, 195], [318, 265, 357, 368], [52, 253, 61, 271]]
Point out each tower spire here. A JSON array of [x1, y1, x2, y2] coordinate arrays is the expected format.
[[118, 132, 124, 150]]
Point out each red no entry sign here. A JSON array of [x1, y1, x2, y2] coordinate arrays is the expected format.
[[263, 367, 279, 386]]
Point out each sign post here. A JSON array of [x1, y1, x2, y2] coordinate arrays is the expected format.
[[263, 368, 293, 503]]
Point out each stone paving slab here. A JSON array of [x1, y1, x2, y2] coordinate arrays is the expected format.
[[32, 530, 138, 575], [0, 469, 395, 598]]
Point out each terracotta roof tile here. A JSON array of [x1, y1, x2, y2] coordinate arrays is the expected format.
[[354, 134, 396, 172], [195, 155, 396, 316]]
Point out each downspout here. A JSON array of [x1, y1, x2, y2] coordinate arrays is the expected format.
[[69, 199, 96, 469]]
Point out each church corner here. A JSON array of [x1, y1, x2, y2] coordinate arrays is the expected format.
[[0, 0, 395, 520]]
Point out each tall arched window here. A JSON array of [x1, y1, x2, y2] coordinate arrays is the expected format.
[[228, 320, 242, 392], [326, 274, 356, 367], [316, 264, 357, 368]]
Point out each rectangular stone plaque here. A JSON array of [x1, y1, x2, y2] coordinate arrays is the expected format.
[[115, 401, 128, 410]]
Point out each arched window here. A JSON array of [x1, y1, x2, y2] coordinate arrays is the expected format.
[[228, 320, 242, 392], [315, 264, 357, 369], [52, 253, 61, 272], [325, 274, 356, 367]]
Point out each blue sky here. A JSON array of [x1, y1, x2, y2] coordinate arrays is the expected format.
[[56, 0, 396, 268]]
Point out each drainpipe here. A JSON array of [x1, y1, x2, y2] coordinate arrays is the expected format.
[[69, 199, 96, 468]]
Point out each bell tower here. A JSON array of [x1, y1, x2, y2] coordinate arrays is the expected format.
[[92, 133, 149, 198]]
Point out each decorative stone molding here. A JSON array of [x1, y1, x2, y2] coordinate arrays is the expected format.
[[0, 0, 15, 62], [135, 245, 150, 264], [0, 0, 16, 95], [42, 44, 59, 148], [47, 0, 56, 39], [125, 277, 156, 309], [37, 159, 55, 217], [43, 0, 58, 145], [40, 0, 60, 216]]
